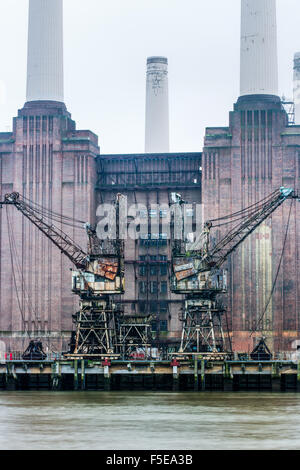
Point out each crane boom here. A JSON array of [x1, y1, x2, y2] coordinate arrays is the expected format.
[[206, 187, 298, 271], [1, 192, 87, 268]]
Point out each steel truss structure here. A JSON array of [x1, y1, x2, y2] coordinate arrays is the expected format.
[[116, 315, 153, 359], [70, 299, 122, 356], [179, 299, 225, 353]]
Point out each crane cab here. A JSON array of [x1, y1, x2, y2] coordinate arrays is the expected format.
[[72, 256, 125, 297], [171, 256, 227, 295]]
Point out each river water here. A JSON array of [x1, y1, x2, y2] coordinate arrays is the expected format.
[[0, 391, 299, 450]]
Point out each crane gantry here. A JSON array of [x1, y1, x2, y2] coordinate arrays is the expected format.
[[1, 192, 125, 358], [171, 187, 299, 357]]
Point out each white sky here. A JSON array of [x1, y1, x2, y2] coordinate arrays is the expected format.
[[0, 0, 299, 154]]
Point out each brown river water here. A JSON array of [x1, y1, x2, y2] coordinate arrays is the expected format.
[[0, 391, 299, 450]]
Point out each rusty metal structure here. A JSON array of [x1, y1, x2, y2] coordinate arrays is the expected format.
[[171, 188, 299, 356], [116, 314, 153, 360], [1, 192, 125, 358]]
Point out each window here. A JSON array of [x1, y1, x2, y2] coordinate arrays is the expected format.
[[160, 264, 167, 276], [160, 301, 168, 313], [149, 209, 158, 218], [150, 302, 157, 313], [150, 265, 157, 276], [139, 281, 147, 294], [139, 265, 147, 276], [160, 320, 168, 332], [151, 321, 157, 332], [150, 281, 158, 294], [160, 209, 168, 218], [151, 233, 159, 240], [161, 281, 168, 294]]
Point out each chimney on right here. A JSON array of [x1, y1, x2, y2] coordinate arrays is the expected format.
[[240, 0, 278, 97], [293, 53, 300, 124]]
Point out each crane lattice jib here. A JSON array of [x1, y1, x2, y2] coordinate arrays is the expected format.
[[2, 192, 87, 269], [208, 187, 298, 269]]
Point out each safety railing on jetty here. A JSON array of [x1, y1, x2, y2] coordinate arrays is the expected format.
[[0, 350, 298, 363]]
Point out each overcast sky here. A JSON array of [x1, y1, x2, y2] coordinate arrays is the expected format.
[[0, 0, 299, 154]]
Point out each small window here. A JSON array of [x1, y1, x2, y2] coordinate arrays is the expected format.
[[150, 265, 157, 276], [139, 281, 147, 294], [150, 281, 158, 294], [149, 209, 158, 218], [160, 281, 168, 294], [139, 265, 147, 276], [151, 233, 159, 240], [160, 320, 168, 332], [160, 264, 167, 276]]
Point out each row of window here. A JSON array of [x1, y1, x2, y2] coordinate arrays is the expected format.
[[152, 320, 168, 332], [139, 265, 168, 276], [139, 209, 194, 218], [139, 281, 168, 294], [138, 301, 168, 314], [139, 255, 167, 261]]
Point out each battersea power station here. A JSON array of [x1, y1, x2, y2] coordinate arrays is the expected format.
[[0, 0, 299, 358]]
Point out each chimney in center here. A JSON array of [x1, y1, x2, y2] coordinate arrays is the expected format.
[[145, 57, 170, 153]]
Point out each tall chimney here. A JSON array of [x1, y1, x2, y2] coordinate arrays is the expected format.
[[240, 0, 278, 97], [26, 0, 64, 103], [145, 57, 169, 153], [294, 53, 300, 124]]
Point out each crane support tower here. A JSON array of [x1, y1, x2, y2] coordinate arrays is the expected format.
[[1, 192, 125, 359], [171, 188, 299, 358]]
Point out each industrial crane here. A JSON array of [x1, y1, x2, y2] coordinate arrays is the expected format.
[[171, 187, 299, 357], [1, 192, 125, 359]]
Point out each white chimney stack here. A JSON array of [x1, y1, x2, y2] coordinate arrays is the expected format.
[[293, 53, 300, 124], [145, 57, 169, 153], [26, 0, 64, 103], [240, 0, 278, 97]]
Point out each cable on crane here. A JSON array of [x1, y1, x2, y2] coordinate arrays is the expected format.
[[20, 194, 87, 229], [6, 206, 30, 338], [6, 206, 42, 327], [210, 190, 279, 226], [250, 198, 294, 337]]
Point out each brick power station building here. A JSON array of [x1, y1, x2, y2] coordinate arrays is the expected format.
[[0, 0, 299, 354]]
